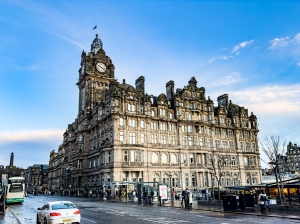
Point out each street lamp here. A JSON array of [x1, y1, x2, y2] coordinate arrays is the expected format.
[[269, 161, 282, 206]]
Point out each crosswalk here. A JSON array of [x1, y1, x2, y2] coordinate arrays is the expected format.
[[87, 207, 193, 224]]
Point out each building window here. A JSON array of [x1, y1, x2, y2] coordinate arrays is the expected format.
[[185, 173, 189, 187], [207, 128, 211, 135], [127, 104, 135, 112], [191, 173, 196, 187], [169, 113, 173, 119], [246, 143, 250, 151], [107, 152, 111, 163], [240, 142, 243, 150], [215, 140, 220, 148], [190, 154, 194, 163], [123, 151, 128, 162], [140, 120, 145, 128], [244, 157, 248, 166], [199, 114, 202, 121], [184, 154, 187, 164], [208, 139, 213, 148], [209, 115, 212, 121], [161, 153, 168, 163], [119, 118, 124, 126], [215, 129, 220, 136], [231, 157, 236, 165], [151, 110, 155, 116], [129, 119, 136, 127], [152, 152, 159, 163], [151, 135, 157, 143], [188, 125, 192, 132], [182, 125, 186, 132], [222, 141, 227, 149], [151, 122, 157, 130], [249, 157, 254, 165], [160, 123, 167, 131], [199, 138, 203, 146], [161, 135, 167, 144], [141, 133, 145, 144], [130, 151, 139, 162], [129, 132, 136, 144], [199, 126, 203, 134], [252, 143, 256, 151], [230, 141, 234, 149], [171, 136, 176, 145], [120, 131, 124, 142], [153, 173, 160, 182], [188, 137, 193, 146], [222, 130, 226, 137], [183, 137, 187, 146], [170, 153, 177, 163]]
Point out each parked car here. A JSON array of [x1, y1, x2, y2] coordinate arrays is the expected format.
[[36, 201, 80, 224]]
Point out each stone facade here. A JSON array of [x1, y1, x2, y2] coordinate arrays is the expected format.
[[48, 35, 261, 191], [24, 164, 48, 192], [277, 142, 300, 174]]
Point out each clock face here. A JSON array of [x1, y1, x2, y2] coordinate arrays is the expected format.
[[96, 62, 106, 73]]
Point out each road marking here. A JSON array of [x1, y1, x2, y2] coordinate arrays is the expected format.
[[81, 217, 96, 223]]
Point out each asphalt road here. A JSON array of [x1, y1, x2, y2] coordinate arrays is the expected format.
[[1, 195, 299, 224]]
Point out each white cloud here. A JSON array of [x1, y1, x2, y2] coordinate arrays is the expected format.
[[222, 48, 228, 50], [209, 57, 216, 63], [229, 84, 300, 115], [211, 72, 243, 87], [297, 62, 300, 66], [268, 36, 290, 50], [268, 33, 300, 50], [218, 55, 233, 60], [0, 129, 64, 144], [232, 40, 254, 53]]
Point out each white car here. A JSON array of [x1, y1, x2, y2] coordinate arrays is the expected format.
[[37, 201, 81, 224]]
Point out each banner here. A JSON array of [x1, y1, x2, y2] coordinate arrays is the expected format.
[[159, 185, 168, 200]]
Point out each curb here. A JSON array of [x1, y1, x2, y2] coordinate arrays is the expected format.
[[8, 207, 24, 224]]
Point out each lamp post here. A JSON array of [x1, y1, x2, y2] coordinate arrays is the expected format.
[[269, 161, 282, 206]]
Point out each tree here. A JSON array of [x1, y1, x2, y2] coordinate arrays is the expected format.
[[210, 152, 227, 201], [259, 134, 287, 203]]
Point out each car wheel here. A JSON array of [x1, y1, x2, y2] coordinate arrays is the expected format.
[[36, 214, 40, 224], [43, 218, 47, 224]]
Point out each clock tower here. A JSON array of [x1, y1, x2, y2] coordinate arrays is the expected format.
[[77, 34, 116, 117]]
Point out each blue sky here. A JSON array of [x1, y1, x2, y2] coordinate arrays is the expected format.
[[0, 0, 300, 169]]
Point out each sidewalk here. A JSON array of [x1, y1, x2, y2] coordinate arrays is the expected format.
[[97, 197, 300, 220]]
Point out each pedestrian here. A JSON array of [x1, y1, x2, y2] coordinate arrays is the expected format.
[[150, 190, 154, 203], [188, 190, 193, 208], [258, 190, 271, 212], [239, 191, 245, 212], [185, 188, 190, 208], [181, 189, 186, 204], [171, 188, 175, 202], [132, 189, 136, 201]]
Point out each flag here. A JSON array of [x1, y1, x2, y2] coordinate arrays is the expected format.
[[93, 25, 97, 30]]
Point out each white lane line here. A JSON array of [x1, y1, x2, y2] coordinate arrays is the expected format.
[[81, 217, 96, 223]]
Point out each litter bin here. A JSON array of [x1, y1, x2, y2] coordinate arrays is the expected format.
[[222, 194, 238, 211]]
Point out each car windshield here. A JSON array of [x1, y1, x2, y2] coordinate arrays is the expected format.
[[52, 203, 76, 210]]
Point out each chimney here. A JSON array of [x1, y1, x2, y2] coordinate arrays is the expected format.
[[135, 76, 145, 95], [166, 80, 175, 99], [217, 94, 229, 109]]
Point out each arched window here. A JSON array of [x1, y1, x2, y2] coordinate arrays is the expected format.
[[161, 153, 168, 163], [151, 110, 155, 117], [225, 175, 231, 186], [233, 174, 238, 185], [231, 157, 236, 166], [152, 152, 159, 163], [153, 173, 160, 182], [170, 153, 178, 163], [163, 173, 170, 186], [172, 174, 179, 187]]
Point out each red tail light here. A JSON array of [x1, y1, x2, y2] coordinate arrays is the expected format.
[[50, 212, 61, 216], [73, 210, 80, 215]]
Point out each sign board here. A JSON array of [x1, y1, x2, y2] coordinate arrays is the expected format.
[[159, 185, 168, 200]]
